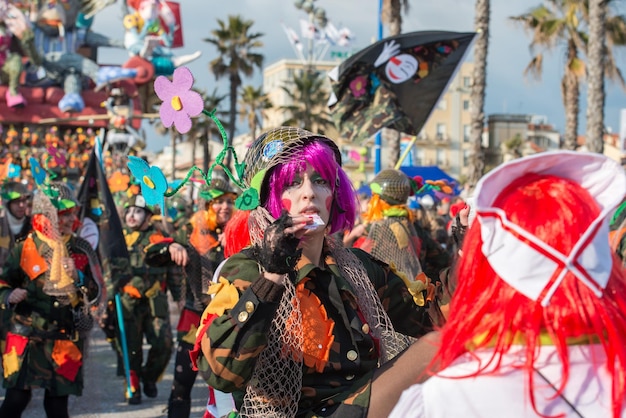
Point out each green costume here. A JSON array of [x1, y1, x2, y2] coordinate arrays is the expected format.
[[119, 223, 182, 400], [0, 232, 100, 396]]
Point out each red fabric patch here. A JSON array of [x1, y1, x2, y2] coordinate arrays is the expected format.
[[55, 355, 82, 382], [189, 313, 217, 371], [5, 332, 28, 356], [71, 253, 89, 271], [177, 308, 201, 332]]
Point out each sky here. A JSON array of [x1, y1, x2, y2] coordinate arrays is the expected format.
[[91, 0, 626, 152]]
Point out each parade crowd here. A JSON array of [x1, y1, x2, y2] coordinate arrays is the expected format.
[[0, 126, 624, 418]]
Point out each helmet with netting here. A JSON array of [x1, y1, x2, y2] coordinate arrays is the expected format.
[[242, 126, 342, 204], [370, 169, 412, 205], [1, 181, 31, 203], [199, 175, 239, 205], [124, 194, 155, 215]]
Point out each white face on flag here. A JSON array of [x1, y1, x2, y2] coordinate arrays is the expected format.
[[385, 54, 418, 83]]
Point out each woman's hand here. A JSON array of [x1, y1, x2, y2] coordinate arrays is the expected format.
[[255, 211, 311, 280], [169, 242, 189, 266], [8, 288, 27, 305]]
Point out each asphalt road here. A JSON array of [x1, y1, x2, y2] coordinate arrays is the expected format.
[[0, 303, 211, 418]]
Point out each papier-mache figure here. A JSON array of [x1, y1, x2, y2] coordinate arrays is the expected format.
[[122, 0, 200, 77], [0, 1, 39, 108], [18, 0, 137, 113]]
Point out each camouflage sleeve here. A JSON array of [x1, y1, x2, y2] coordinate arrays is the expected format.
[[350, 248, 433, 338], [0, 242, 25, 305], [204, 252, 285, 393]]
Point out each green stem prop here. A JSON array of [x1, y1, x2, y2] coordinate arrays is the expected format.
[[163, 109, 246, 198]]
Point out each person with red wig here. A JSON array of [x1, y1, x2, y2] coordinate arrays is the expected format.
[[191, 127, 451, 418], [390, 151, 626, 418]]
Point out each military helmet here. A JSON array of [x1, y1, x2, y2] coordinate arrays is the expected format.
[[242, 127, 342, 203], [1, 181, 31, 202], [48, 182, 78, 211], [124, 194, 154, 215], [370, 169, 412, 205], [199, 175, 239, 202]]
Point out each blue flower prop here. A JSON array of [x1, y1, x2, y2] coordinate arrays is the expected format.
[[127, 156, 168, 212], [7, 163, 20, 178], [29, 157, 46, 185]]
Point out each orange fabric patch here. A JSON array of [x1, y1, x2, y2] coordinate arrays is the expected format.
[[123, 284, 142, 299], [51, 340, 83, 382], [285, 279, 335, 373], [149, 232, 173, 245], [20, 236, 48, 280]]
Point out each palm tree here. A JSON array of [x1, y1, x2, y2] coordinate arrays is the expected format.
[[467, 0, 489, 190], [204, 15, 264, 167], [280, 69, 334, 134], [381, 0, 410, 167], [585, 0, 607, 154], [239, 85, 272, 141], [585, 0, 626, 153], [511, 0, 626, 151]]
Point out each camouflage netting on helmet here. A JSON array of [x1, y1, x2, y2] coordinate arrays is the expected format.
[[241, 206, 412, 418], [241, 126, 341, 198], [364, 217, 423, 282], [371, 169, 412, 206]]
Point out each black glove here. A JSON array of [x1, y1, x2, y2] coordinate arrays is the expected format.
[[73, 306, 94, 332], [253, 210, 302, 275], [99, 299, 117, 340], [451, 214, 468, 248]]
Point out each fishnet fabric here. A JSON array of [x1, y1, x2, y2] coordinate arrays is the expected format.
[[239, 208, 411, 417], [366, 218, 423, 282], [242, 127, 341, 190], [183, 244, 213, 311], [241, 207, 303, 418], [32, 191, 76, 300], [327, 237, 413, 362], [372, 169, 412, 205]]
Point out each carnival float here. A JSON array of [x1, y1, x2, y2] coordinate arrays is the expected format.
[[0, 0, 200, 184]]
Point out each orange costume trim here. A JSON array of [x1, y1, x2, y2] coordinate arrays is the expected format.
[[285, 278, 335, 373]]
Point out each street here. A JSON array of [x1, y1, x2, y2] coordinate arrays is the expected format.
[[0, 303, 210, 418]]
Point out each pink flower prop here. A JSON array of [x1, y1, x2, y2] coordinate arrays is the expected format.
[[154, 67, 204, 134], [349, 75, 368, 98], [47, 146, 66, 166]]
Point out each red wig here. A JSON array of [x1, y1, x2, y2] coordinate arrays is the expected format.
[[433, 174, 626, 418]]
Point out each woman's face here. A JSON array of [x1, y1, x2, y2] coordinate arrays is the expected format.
[[280, 164, 333, 231], [57, 208, 77, 236], [125, 206, 148, 230], [211, 195, 234, 226]]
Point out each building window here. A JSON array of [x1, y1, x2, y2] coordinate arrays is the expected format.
[[463, 76, 471, 88], [463, 124, 471, 142], [415, 148, 424, 166], [436, 123, 446, 141], [463, 149, 470, 166], [436, 149, 446, 166], [437, 98, 447, 110], [463, 100, 470, 111]]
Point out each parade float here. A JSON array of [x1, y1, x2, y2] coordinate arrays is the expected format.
[[0, 0, 199, 184]]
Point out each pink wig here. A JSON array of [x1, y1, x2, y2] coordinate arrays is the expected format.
[[263, 140, 358, 235], [433, 174, 626, 418]]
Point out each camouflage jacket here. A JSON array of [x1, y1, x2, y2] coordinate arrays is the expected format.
[[0, 213, 31, 275], [203, 246, 433, 414], [123, 225, 182, 301]]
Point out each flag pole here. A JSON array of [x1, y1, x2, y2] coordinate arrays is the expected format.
[[374, 0, 383, 174]]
